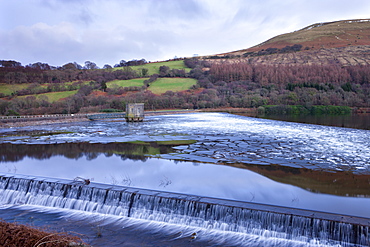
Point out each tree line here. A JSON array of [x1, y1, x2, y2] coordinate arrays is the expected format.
[[1, 58, 370, 116], [0, 60, 143, 85], [200, 62, 370, 108]]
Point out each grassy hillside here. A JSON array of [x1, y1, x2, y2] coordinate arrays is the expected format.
[[148, 78, 197, 94], [208, 19, 370, 66], [0, 81, 90, 97], [0, 83, 29, 96], [37, 91, 78, 102], [105, 77, 197, 95], [106, 78, 148, 88], [114, 60, 191, 75], [19, 90, 78, 102], [252, 19, 370, 50], [223, 19, 370, 54]]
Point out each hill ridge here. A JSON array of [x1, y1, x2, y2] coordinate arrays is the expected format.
[[207, 18, 370, 66], [299, 18, 370, 31]]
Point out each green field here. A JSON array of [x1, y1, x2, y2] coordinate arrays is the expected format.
[[0, 83, 29, 96], [0, 81, 91, 97], [39, 91, 78, 102], [114, 60, 191, 75], [106, 78, 148, 88], [18, 90, 78, 102], [148, 78, 197, 94]]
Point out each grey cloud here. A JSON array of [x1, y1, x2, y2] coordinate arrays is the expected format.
[[75, 8, 95, 26], [38, 0, 96, 27], [147, 0, 207, 20], [0, 20, 178, 66], [1, 23, 84, 66], [2, 0, 370, 66]]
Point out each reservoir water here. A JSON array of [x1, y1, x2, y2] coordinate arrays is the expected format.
[[0, 113, 369, 246]]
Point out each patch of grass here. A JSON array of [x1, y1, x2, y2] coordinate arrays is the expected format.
[[106, 78, 148, 88], [18, 90, 78, 102], [148, 78, 197, 94], [156, 140, 197, 145], [137, 60, 190, 75], [126, 140, 197, 146], [0, 83, 29, 96], [111, 146, 162, 156], [0, 82, 91, 97], [114, 60, 191, 75], [127, 140, 150, 145], [40, 91, 78, 102]]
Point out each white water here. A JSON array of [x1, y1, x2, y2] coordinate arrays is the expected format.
[[0, 175, 368, 246], [1, 155, 370, 218]]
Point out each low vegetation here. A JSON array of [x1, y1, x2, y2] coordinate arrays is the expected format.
[[148, 78, 197, 94], [106, 78, 148, 88], [21, 90, 78, 102], [128, 60, 191, 76], [0, 83, 29, 96], [0, 220, 87, 247], [261, 105, 352, 115]]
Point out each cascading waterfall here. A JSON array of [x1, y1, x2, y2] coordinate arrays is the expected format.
[[0, 174, 368, 246]]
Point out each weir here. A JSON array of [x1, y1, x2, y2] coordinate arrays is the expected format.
[[0, 173, 368, 246]]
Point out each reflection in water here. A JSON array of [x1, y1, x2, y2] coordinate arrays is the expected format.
[[257, 113, 370, 130], [0, 142, 175, 162], [1, 142, 369, 197], [1, 154, 370, 218]]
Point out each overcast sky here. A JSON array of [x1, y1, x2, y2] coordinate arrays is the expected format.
[[1, 0, 370, 67]]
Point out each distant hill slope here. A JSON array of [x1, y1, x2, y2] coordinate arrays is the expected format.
[[206, 19, 370, 66]]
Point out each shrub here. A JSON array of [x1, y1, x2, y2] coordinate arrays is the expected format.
[[6, 109, 20, 116]]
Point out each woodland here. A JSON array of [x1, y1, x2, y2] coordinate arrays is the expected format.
[[1, 57, 370, 116]]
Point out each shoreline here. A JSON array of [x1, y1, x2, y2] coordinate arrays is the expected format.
[[0, 110, 202, 128], [1, 108, 369, 129]]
